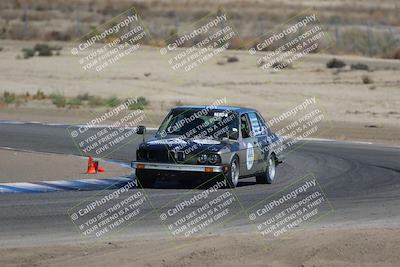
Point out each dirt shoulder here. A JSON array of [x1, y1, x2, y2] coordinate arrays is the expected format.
[[0, 227, 399, 267], [0, 148, 131, 183]]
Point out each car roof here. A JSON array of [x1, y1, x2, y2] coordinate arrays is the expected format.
[[172, 105, 258, 115]]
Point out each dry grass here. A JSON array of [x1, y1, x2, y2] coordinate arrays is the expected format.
[[0, 0, 399, 57], [0, 90, 150, 109], [392, 48, 400, 60]]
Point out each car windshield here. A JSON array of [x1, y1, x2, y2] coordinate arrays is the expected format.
[[157, 108, 239, 140]]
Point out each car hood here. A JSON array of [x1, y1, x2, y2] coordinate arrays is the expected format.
[[141, 137, 233, 153]]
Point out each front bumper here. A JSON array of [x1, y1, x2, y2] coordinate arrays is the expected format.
[[131, 161, 226, 173]]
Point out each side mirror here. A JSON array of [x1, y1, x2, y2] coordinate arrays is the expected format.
[[137, 125, 146, 135], [228, 128, 239, 140]]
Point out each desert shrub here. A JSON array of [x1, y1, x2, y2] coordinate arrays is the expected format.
[[49, 93, 66, 108], [362, 75, 374, 84], [272, 61, 291, 70], [67, 97, 82, 108], [22, 48, 35, 59], [105, 96, 122, 107], [392, 48, 400, 60], [33, 90, 47, 100], [88, 96, 106, 107], [2, 91, 16, 104], [44, 31, 71, 41], [21, 44, 60, 58], [229, 37, 256, 50], [375, 32, 399, 58], [227, 56, 239, 63], [128, 96, 149, 110], [217, 56, 239, 65], [327, 58, 346, 69], [340, 29, 370, 55], [34, 43, 52, 56], [167, 28, 178, 40], [137, 96, 149, 106], [146, 39, 166, 48], [76, 93, 91, 101], [351, 63, 369, 71]]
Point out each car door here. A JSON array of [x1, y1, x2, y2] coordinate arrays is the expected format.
[[247, 112, 265, 173], [256, 112, 284, 163], [239, 113, 261, 176], [254, 112, 273, 165]]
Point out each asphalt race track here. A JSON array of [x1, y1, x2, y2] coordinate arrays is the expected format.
[[0, 122, 399, 247]]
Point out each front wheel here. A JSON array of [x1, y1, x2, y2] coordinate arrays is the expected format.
[[225, 157, 240, 188], [256, 154, 276, 184]]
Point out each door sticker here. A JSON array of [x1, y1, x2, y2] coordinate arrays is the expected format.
[[246, 142, 254, 170]]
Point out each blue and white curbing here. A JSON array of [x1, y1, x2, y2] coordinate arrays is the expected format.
[[0, 176, 136, 193]]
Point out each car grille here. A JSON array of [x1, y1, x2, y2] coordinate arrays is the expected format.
[[138, 149, 171, 163], [148, 149, 169, 162], [138, 149, 187, 163]]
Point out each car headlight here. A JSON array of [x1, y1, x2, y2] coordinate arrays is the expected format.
[[208, 154, 220, 165], [197, 154, 208, 164]]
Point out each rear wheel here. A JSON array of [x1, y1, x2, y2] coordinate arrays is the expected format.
[[256, 154, 276, 184], [226, 156, 240, 188]]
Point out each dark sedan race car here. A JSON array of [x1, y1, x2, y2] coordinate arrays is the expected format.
[[131, 106, 284, 188]]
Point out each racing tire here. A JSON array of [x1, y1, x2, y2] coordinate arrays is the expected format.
[[226, 156, 240, 188], [256, 154, 276, 184]]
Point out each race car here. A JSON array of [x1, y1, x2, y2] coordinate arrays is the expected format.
[[131, 106, 284, 188]]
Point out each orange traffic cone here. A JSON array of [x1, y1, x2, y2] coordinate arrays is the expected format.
[[93, 161, 98, 171], [87, 156, 97, 174], [92, 160, 106, 173], [96, 161, 105, 172]]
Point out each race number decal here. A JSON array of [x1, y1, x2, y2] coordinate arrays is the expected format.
[[246, 142, 254, 170]]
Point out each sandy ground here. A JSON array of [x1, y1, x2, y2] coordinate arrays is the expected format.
[[0, 148, 131, 183], [0, 227, 399, 267]]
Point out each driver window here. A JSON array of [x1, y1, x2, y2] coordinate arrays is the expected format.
[[240, 114, 251, 138]]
